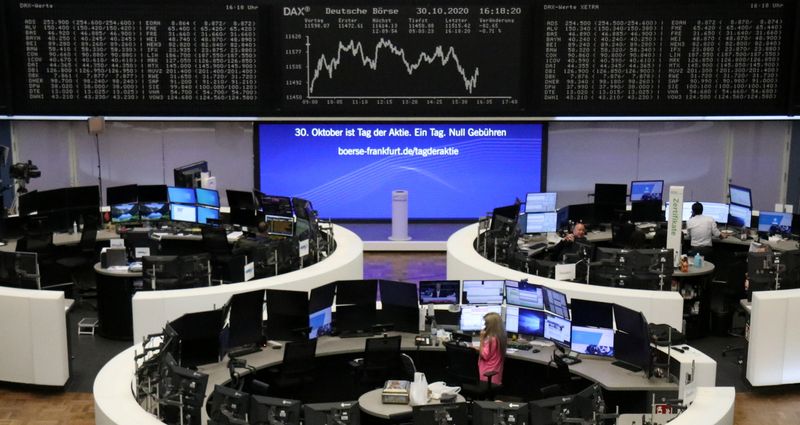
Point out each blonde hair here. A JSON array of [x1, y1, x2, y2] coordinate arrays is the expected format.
[[483, 312, 507, 353]]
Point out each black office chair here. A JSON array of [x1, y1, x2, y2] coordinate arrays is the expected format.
[[443, 341, 501, 400], [540, 353, 583, 397], [266, 338, 317, 398], [201, 227, 234, 283], [350, 335, 403, 390], [56, 216, 98, 307]]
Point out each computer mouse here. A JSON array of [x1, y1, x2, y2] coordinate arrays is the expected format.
[[531, 349, 541, 354]]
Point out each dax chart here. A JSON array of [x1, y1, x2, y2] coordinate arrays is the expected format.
[[278, 4, 529, 114]]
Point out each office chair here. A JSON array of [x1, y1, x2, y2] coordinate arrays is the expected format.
[[266, 338, 317, 398], [55, 216, 98, 307], [201, 227, 234, 283], [350, 335, 403, 390], [442, 341, 501, 400], [540, 354, 583, 397]]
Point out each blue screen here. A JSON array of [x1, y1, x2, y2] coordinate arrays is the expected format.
[[168, 187, 197, 204], [257, 123, 544, 219], [196, 188, 220, 207], [197, 206, 220, 225], [630, 180, 663, 201], [758, 212, 792, 234], [728, 204, 752, 228]]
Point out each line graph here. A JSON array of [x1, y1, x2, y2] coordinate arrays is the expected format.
[[306, 37, 498, 99]]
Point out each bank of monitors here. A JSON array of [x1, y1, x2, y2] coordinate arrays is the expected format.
[[758, 212, 792, 235], [525, 212, 558, 234], [728, 204, 752, 228], [412, 402, 467, 425], [505, 306, 545, 338], [525, 192, 557, 213], [543, 287, 569, 319], [504, 280, 545, 310], [462, 280, 504, 305], [250, 395, 301, 425], [419, 280, 460, 305], [543, 314, 571, 348], [630, 180, 664, 202], [303, 401, 360, 425], [460, 305, 502, 333], [111, 202, 139, 223], [670, 201, 729, 223], [472, 401, 529, 425], [729, 184, 752, 208], [571, 326, 615, 357]]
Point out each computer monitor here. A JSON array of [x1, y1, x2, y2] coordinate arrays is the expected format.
[[570, 299, 613, 328], [223, 289, 266, 353], [525, 212, 558, 234], [0, 251, 39, 290], [196, 188, 220, 207], [335, 280, 378, 305], [266, 289, 310, 341], [197, 206, 221, 225], [630, 180, 664, 202], [256, 193, 295, 217], [207, 385, 250, 425], [170, 204, 197, 223], [18, 191, 38, 216], [411, 402, 467, 425], [543, 313, 571, 347], [566, 203, 595, 224], [265, 215, 294, 237], [491, 204, 521, 233], [504, 280, 545, 310], [460, 305, 502, 332], [111, 203, 140, 223], [139, 202, 169, 221], [167, 309, 223, 367], [303, 401, 360, 425], [67, 185, 100, 208], [335, 304, 377, 334], [227, 190, 257, 209], [107, 184, 138, 205], [309, 306, 333, 339], [758, 212, 792, 235], [173, 161, 208, 189], [167, 186, 197, 204], [669, 201, 730, 223], [505, 306, 545, 338], [471, 401, 529, 425], [728, 204, 752, 228], [418, 280, 460, 305], [309, 283, 336, 313], [543, 287, 569, 319], [164, 362, 209, 409], [614, 331, 652, 374], [462, 280, 505, 305], [525, 192, 557, 213], [249, 395, 301, 425], [729, 184, 752, 208], [571, 326, 615, 357], [630, 200, 663, 222], [137, 185, 168, 202]]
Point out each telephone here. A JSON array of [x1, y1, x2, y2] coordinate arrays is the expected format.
[[415, 335, 432, 346]]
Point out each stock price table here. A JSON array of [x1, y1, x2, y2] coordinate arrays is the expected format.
[[9, 1, 263, 115], [537, 0, 795, 115], [278, 3, 529, 114]]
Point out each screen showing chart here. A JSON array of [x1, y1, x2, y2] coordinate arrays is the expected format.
[[505, 281, 545, 310], [535, 0, 795, 115], [526, 212, 558, 234], [462, 280, 505, 305], [525, 192, 557, 213], [257, 122, 544, 219], [7, 1, 264, 115], [277, 2, 529, 114], [543, 314, 571, 347], [668, 201, 729, 223], [460, 305, 502, 332], [170, 204, 197, 223]]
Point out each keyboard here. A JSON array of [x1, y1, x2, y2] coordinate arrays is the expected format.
[[508, 341, 534, 351]]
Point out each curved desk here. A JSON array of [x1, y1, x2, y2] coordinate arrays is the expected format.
[[358, 388, 466, 420], [95, 333, 723, 425], [95, 263, 142, 340], [131, 224, 363, 341], [673, 261, 715, 278], [0, 228, 119, 252], [448, 223, 684, 330]]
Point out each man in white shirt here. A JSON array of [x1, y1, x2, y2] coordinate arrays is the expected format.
[[686, 202, 726, 258]]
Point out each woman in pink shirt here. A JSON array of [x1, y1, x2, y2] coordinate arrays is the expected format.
[[476, 312, 506, 385]]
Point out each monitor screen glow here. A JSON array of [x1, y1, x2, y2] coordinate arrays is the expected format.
[[544, 288, 569, 319], [525, 212, 558, 234], [460, 305, 502, 332], [196, 188, 220, 207], [668, 201, 730, 223], [168, 187, 197, 204], [525, 192, 557, 213], [462, 280, 504, 305], [630, 180, 664, 202], [728, 204, 752, 228], [418, 280, 460, 305], [140, 202, 169, 221], [729, 184, 752, 208], [571, 326, 615, 357], [197, 206, 220, 225], [505, 281, 545, 310], [308, 306, 333, 339], [171, 204, 197, 223], [544, 314, 571, 347], [758, 212, 792, 234], [111, 203, 139, 223], [505, 306, 545, 337]]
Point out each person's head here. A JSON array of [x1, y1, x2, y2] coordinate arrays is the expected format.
[[256, 221, 268, 235], [572, 222, 587, 238], [483, 312, 507, 352], [691, 202, 703, 217]]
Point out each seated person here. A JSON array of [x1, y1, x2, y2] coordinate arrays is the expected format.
[[550, 222, 591, 262], [686, 202, 726, 259]]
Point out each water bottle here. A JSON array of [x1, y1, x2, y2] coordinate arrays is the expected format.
[[694, 252, 702, 268]]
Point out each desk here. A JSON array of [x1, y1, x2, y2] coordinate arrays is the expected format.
[[448, 223, 684, 330], [746, 288, 800, 386], [95, 263, 142, 340], [357, 388, 466, 420], [673, 262, 715, 278], [715, 234, 799, 252]]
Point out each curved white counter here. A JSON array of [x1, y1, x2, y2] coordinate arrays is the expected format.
[[132, 224, 363, 341], [447, 223, 684, 330], [746, 288, 800, 386]]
